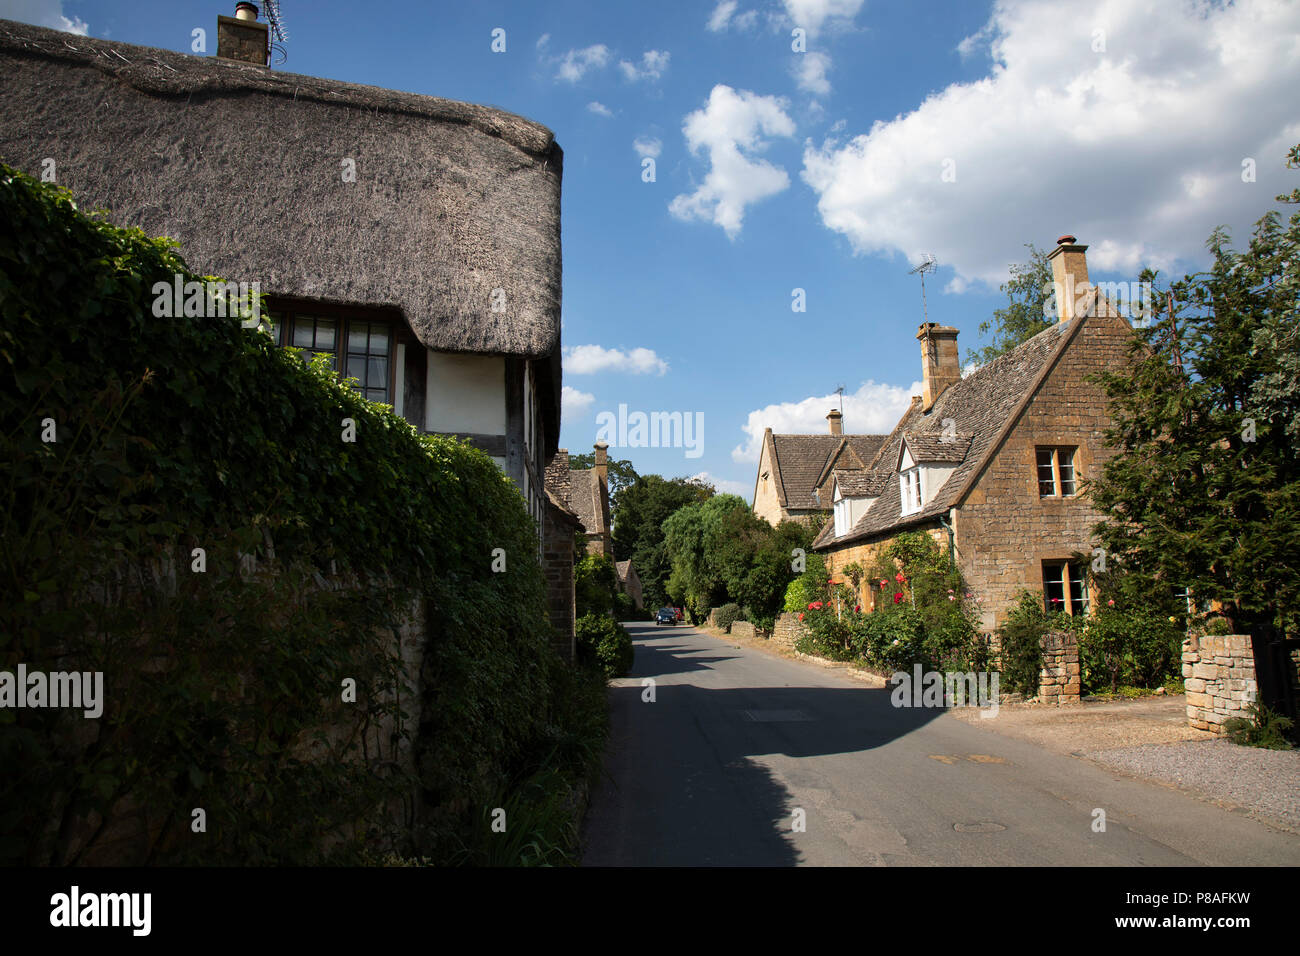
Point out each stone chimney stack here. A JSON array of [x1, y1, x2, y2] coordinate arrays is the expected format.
[[916, 323, 961, 412], [827, 409, 843, 436], [593, 441, 608, 488], [217, 3, 269, 66], [1047, 234, 1090, 324]]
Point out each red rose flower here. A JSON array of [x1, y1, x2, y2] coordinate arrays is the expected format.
[[893, 592, 903, 604], [895, 572, 905, 583], [854, 605, 861, 613], [798, 613, 804, 622]]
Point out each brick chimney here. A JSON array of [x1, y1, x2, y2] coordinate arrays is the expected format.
[[1047, 234, 1090, 324], [916, 323, 961, 412], [593, 441, 608, 488], [827, 409, 843, 436], [217, 3, 269, 66]]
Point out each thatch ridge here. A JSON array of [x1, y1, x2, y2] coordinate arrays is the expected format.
[[0, 19, 557, 155]]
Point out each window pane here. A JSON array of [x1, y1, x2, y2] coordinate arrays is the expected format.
[[367, 325, 389, 355], [368, 356, 387, 386], [1068, 564, 1085, 615], [347, 355, 366, 383], [1043, 564, 1065, 611], [349, 325, 369, 351], [315, 318, 335, 350], [1059, 448, 1076, 496], [293, 319, 314, 348], [1037, 448, 1056, 496]]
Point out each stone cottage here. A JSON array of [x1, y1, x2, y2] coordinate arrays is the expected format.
[[616, 560, 644, 611], [751, 409, 888, 527], [545, 442, 613, 558], [812, 236, 1135, 632]]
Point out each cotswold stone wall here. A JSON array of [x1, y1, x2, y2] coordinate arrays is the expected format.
[[1182, 634, 1257, 732], [1038, 629, 1080, 705], [951, 314, 1133, 634], [772, 612, 807, 649], [730, 621, 757, 640]]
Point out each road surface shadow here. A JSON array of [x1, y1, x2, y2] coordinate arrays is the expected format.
[[582, 623, 948, 865]]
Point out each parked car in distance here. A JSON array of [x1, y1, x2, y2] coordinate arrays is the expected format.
[[656, 608, 677, 626]]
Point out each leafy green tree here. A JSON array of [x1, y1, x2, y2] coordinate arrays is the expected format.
[[966, 243, 1055, 366], [611, 474, 712, 607], [574, 553, 618, 618], [1087, 143, 1300, 637], [662, 494, 749, 621]]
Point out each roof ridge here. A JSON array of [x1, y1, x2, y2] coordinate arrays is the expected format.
[[0, 18, 557, 156]]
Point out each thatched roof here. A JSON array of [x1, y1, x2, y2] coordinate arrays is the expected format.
[[814, 316, 1082, 551], [0, 18, 564, 446]]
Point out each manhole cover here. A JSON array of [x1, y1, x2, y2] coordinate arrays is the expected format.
[[953, 822, 1007, 833], [743, 709, 812, 722]]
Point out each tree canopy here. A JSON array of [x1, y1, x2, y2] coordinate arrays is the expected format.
[[1087, 144, 1300, 636], [611, 473, 712, 607], [965, 243, 1055, 366]]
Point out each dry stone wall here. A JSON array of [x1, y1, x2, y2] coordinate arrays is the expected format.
[[1182, 634, 1257, 732]]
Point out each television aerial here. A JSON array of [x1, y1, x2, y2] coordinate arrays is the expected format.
[[908, 253, 938, 324], [263, 0, 289, 65]]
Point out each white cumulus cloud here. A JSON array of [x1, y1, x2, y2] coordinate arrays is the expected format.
[[587, 101, 614, 117], [633, 136, 662, 159], [565, 345, 669, 376], [0, 0, 88, 33], [800, 0, 1300, 288], [782, 0, 863, 36], [554, 44, 610, 82], [708, 1, 758, 32], [619, 49, 670, 82], [562, 386, 596, 417], [794, 50, 832, 95], [669, 85, 796, 239], [731, 379, 921, 463]]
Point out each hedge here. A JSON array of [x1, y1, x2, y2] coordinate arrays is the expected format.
[[0, 166, 568, 864]]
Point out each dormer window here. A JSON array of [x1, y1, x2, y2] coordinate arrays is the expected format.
[[900, 466, 922, 515], [834, 497, 851, 537]]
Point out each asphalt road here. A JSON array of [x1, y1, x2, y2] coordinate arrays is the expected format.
[[581, 621, 1300, 866]]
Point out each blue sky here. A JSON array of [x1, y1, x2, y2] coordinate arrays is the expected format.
[[9, 0, 1300, 498]]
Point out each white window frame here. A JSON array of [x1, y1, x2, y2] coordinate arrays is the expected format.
[[900, 467, 922, 516]]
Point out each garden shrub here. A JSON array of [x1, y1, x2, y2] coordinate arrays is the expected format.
[[1223, 703, 1296, 750], [713, 603, 745, 631], [0, 166, 577, 865], [576, 614, 635, 678], [995, 591, 1061, 697], [575, 554, 619, 618], [1078, 606, 1182, 694]]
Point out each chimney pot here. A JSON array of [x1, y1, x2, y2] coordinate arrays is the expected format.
[[827, 409, 843, 436], [916, 324, 961, 412], [1047, 235, 1090, 324]]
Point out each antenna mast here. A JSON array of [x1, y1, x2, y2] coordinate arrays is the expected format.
[[263, 0, 289, 65], [908, 254, 938, 324]]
